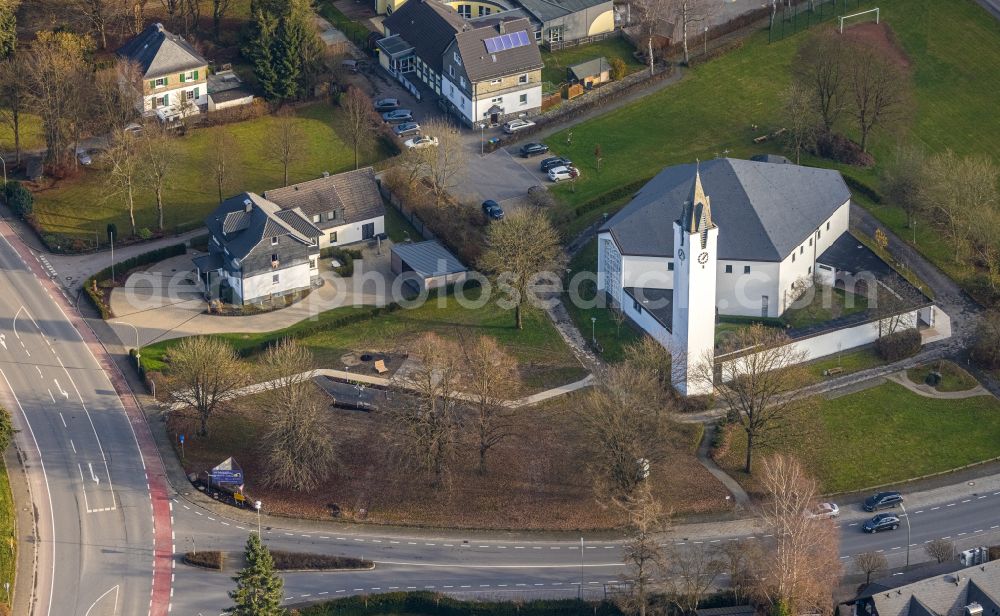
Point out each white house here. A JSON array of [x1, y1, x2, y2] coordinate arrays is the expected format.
[[264, 168, 386, 250], [597, 158, 942, 395], [116, 23, 209, 116]]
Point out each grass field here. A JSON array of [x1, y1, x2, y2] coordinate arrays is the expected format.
[[538, 0, 1000, 303], [540, 37, 645, 86], [32, 102, 390, 242], [906, 359, 980, 392], [715, 381, 1000, 494], [0, 114, 45, 156], [142, 288, 586, 392], [0, 460, 15, 614]]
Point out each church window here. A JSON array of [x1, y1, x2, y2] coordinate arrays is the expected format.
[[808, 266, 813, 274], [744, 265, 751, 274], [826, 221, 831, 231], [792, 253, 796, 263], [800, 246, 804, 255], [817, 229, 822, 239], [809, 238, 813, 247], [725, 265, 732, 273], [667, 261, 674, 271]]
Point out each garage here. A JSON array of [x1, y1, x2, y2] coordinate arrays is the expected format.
[[391, 240, 468, 293]]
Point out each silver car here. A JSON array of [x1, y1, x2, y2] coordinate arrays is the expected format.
[[394, 122, 420, 137], [382, 109, 413, 123]]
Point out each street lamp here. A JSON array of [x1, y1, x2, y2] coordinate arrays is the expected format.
[[254, 500, 263, 536], [112, 321, 141, 368], [590, 316, 597, 345], [899, 502, 912, 568], [478, 122, 486, 156], [0, 154, 6, 185]]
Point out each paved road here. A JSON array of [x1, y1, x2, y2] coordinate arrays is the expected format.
[[0, 225, 172, 616]]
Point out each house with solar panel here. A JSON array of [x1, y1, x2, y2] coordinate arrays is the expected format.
[[116, 23, 209, 118], [597, 157, 949, 395], [377, 0, 543, 126]]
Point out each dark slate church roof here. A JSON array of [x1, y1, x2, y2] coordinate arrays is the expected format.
[[601, 158, 851, 262]]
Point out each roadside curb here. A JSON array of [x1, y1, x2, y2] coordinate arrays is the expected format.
[[5, 444, 33, 616]]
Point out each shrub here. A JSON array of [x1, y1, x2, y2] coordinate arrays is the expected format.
[[138, 227, 153, 240], [269, 551, 373, 571], [609, 57, 628, 81], [3, 180, 33, 218], [816, 132, 875, 167], [183, 551, 224, 569], [971, 311, 1000, 369], [844, 176, 883, 204], [526, 185, 557, 208], [875, 328, 922, 361], [321, 246, 355, 277]]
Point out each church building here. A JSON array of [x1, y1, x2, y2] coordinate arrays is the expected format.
[[597, 157, 854, 395]]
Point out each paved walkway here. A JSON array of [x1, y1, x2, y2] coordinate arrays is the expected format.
[[696, 424, 750, 505], [885, 371, 990, 399]]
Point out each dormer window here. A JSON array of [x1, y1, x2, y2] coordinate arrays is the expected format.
[[327, 211, 335, 221], [454, 51, 462, 64], [518, 73, 528, 84], [311, 214, 320, 223], [271, 236, 278, 245]]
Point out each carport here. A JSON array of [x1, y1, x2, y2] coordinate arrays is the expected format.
[[391, 240, 468, 293]]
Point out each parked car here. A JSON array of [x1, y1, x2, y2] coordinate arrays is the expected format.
[[520, 142, 549, 158], [863, 491, 903, 512], [481, 199, 505, 220], [503, 118, 536, 134], [374, 98, 399, 112], [123, 122, 144, 136], [382, 109, 413, 123], [547, 165, 580, 182], [863, 513, 901, 533], [540, 157, 572, 172], [394, 122, 421, 137], [404, 135, 438, 149], [807, 502, 840, 519]]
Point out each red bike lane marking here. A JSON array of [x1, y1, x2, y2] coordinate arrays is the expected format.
[[0, 222, 173, 616]]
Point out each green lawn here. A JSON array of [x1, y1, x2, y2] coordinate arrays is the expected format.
[[32, 103, 390, 243], [907, 359, 980, 392], [562, 238, 641, 362], [0, 459, 15, 614], [538, 0, 1000, 303], [142, 288, 585, 392], [781, 285, 869, 329], [716, 381, 1000, 494], [0, 113, 45, 156], [803, 347, 885, 384], [540, 37, 644, 85]]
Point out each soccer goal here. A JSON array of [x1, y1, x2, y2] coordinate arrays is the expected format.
[[839, 7, 879, 33]]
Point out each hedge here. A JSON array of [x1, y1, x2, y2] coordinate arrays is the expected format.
[[183, 551, 224, 570], [269, 550, 373, 571], [3, 181, 33, 218], [297, 593, 625, 616], [320, 246, 363, 277], [874, 328, 922, 361], [843, 175, 883, 205], [83, 243, 188, 320]]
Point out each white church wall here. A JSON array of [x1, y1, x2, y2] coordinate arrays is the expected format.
[[718, 308, 921, 382], [623, 295, 672, 347], [776, 200, 851, 315], [622, 255, 673, 289], [715, 260, 780, 318]]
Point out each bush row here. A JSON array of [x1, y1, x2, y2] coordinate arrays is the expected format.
[[874, 328, 922, 361], [269, 550, 373, 571], [2, 181, 33, 218], [843, 175, 883, 205], [296, 592, 624, 616], [83, 243, 188, 320], [183, 551, 224, 570]]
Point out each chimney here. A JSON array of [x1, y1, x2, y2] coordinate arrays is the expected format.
[[498, 21, 505, 34], [243, 198, 253, 213]]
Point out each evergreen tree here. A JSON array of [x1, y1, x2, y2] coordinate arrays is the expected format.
[[0, 1, 17, 60], [246, 10, 280, 100], [228, 533, 285, 616], [273, 11, 304, 100]]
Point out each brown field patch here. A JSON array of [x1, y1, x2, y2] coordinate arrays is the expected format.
[[168, 388, 731, 530], [842, 21, 910, 69]]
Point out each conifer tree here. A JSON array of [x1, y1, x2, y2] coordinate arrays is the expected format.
[[228, 534, 284, 616]]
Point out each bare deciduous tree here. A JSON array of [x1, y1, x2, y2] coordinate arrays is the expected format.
[[752, 455, 841, 615], [718, 539, 763, 604], [211, 127, 238, 203], [632, 0, 671, 75], [623, 335, 674, 395], [698, 324, 812, 474], [140, 123, 176, 231], [167, 336, 245, 437], [617, 486, 669, 616], [416, 117, 467, 206], [255, 339, 337, 492], [924, 538, 955, 564], [676, 0, 715, 65], [212, 0, 231, 37], [341, 86, 379, 170], [852, 551, 887, 586], [576, 364, 670, 500], [478, 209, 565, 330], [93, 61, 139, 136], [921, 150, 999, 265], [464, 336, 521, 475], [792, 28, 848, 131], [0, 57, 26, 166], [270, 108, 302, 186], [74, 0, 125, 49], [781, 83, 820, 164], [387, 333, 463, 486], [882, 142, 926, 229], [846, 40, 912, 152], [665, 543, 724, 614], [105, 128, 142, 236]]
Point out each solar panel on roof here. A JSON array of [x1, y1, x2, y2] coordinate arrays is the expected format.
[[485, 37, 498, 53], [501, 33, 513, 48], [483, 31, 531, 54]]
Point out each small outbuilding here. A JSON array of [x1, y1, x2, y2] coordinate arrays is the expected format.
[[391, 240, 468, 292], [568, 56, 612, 87]]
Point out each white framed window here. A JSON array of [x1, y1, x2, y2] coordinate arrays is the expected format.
[[271, 236, 278, 245], [449, 65, 455, 77], [478, 6, 490, 15], [311, 214, 320, 223], [519, 93, 527, 105], [309, 257, 318, 270], [327, 211, 335, 221], [491, 96, 502, 104], [454, 50, 463, 64], [457, 5, 471, 18], [518, 73, 528, 84], [490, 78, 502, 85], [460, 76, 466, 87], [272, 274, 280, 283], [548, 26, 563, 42], [534, 30, 541, 41], [329, 231, 338, 243], [153, 77, 167, 88]]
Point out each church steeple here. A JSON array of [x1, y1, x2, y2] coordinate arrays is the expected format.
[[680, 163, 715, 247]]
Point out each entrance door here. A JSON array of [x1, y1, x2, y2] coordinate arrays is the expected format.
[[761, 295, 769, 317], [490, 112, 499, 125], [362, 222, 375, 240]]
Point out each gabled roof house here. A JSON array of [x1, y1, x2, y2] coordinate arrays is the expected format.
[[116, 23, 209, 117]]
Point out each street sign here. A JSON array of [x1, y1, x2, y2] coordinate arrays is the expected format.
[[208, 469, 243, 484], [179, 434, 185, 444]]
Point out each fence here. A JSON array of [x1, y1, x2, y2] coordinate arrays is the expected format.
[[545, 29, 621, 52], [376, 181, 437, 242], [768, 0, 873, 43]]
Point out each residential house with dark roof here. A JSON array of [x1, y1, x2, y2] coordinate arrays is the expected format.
[[116, 23, 209, 117], [264, 168, 386, 249], [845, 559, 1000, 616], [195, 193, 321, 306], [378, 0, 543, 125]]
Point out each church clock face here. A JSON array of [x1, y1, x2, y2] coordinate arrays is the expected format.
[[697, 251, 709, 265], [677, 248, 686, 262]]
